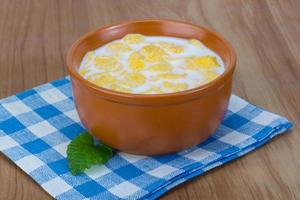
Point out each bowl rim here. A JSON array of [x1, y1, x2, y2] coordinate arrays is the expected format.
[[67, 19, 236, 102]]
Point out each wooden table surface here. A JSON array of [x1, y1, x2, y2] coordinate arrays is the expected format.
[[0, 0, 299, 199]]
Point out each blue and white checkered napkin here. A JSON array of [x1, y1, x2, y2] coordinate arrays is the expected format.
[[0, 77, 292, 200]]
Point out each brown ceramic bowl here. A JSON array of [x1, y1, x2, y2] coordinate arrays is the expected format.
[[67, 19, 236, 155]]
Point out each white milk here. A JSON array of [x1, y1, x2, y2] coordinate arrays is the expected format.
[[79, 34, 225, 94]]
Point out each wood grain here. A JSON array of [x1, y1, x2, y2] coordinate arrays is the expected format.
[[0, 0, 299, 199]]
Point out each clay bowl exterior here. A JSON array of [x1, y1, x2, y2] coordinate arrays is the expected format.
[[67, 19, 236, 155]]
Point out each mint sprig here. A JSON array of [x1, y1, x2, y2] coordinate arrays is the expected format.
[[66, 132, 113, 175]]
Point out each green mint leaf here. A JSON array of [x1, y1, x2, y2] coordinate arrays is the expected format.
[[67, 132, 113, 175]]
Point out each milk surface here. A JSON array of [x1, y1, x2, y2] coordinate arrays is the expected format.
[[79, 34, 225, 94]]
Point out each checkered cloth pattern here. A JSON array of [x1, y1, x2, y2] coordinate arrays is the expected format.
[[0, 77, 292, 200]]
